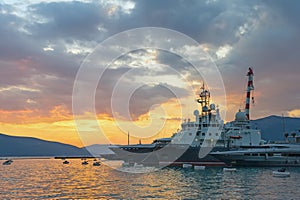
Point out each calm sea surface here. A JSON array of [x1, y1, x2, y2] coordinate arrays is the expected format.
[[1, 159, 300, 199]]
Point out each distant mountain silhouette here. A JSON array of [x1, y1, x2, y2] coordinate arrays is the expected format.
[[251, 115, 300, 141], [0, 133, 90, 157]]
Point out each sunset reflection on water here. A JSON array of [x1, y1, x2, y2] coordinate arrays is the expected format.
[[1, 159, 300, 199]]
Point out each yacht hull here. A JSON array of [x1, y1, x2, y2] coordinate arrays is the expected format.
[[108, 145, 226, 167], [211, 145, 300, 167]]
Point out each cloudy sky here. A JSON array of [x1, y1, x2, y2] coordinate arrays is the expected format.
[[0, 0, 299, 146]]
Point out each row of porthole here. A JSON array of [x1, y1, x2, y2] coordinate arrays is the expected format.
[[187, 132, 219, 137], [193, 132, 219, 136], [185, 124, 221, 128]]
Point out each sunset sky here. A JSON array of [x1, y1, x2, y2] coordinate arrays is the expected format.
[[0, 0, 299, 147]]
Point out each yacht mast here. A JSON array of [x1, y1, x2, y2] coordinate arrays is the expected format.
[[245, 67, 254, 120], [197, 83, 211, 115], [128, 132, 130, 145]]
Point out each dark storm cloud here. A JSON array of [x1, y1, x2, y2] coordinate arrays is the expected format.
[[121, 0, 263, 46], [128, 83, 188, 120], [0, 4, 37, 61], [217, 0, 300, 118], [0, 2, 83, 76], [264, 0, 300, 27], [26, 0, 263, 46], [0, 2, 87, 115], [94, 65, 189, 120], [28, 1, 108, 41], [0, 0, 299, 120]]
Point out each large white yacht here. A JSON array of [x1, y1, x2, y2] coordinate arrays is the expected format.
[[106, 68, 266, 167], [211, 68, 300, 167]]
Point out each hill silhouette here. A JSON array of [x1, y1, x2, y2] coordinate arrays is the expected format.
[[0, 133, 90, 157], [252, 115, 300, 141]]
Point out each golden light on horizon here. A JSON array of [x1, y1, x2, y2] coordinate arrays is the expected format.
[[0, 95, 194, 147], [0, 85, 297, 147], [288, 109, 300, 118]]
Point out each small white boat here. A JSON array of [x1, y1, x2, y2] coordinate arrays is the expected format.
[[194, 166, 206, 170], [182, 163, 193, 168], [223, 167, 237, 172], [273, 168, 290, 177], [2, 159, 13, 165], [122, 162, 131, 167], [134, 163, 143, 168]]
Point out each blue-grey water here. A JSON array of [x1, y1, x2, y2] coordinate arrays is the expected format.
[[1, 159, 300, 199]]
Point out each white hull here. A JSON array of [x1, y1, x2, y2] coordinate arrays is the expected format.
[[211, 144, 300, 167], [272, 171, 290, 177]]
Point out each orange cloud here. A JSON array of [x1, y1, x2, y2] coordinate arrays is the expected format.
[[0, 98, 185, 147], [0, 105, 72, 124], [288, 109, 300, 117]]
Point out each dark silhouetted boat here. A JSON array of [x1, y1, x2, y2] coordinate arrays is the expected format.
[[2, 159, 13, 165]]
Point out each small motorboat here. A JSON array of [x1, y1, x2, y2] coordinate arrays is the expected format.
[[122, 162, 130, 167], [2, 159, 13, 165], [82, 160, 89, 165], [194, 166, 206, 170], [182, 163, 193, 168], [122, 162, 134, 167], [63, 160, 70, 164], [223, 168, 237, 172], [93, 161, 101, 166], [133, 163, 143, 168], [273, 168, 290, 177]]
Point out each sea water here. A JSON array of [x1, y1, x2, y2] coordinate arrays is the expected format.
[[1, 159, 300, 199]]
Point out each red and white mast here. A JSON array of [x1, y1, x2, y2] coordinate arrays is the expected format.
[[245, 67, 254, 120]]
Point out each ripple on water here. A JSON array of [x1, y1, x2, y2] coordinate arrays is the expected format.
[[1, 160, 300, 199]]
